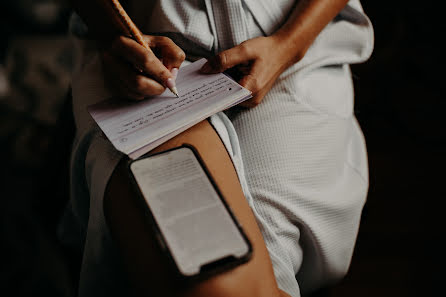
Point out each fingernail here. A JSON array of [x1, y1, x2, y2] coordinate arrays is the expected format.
[[166, 77, 175, 89], [171, 68, 178, 79], [200, 62, 211, 73]]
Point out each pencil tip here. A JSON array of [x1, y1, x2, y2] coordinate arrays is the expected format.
[[169, 86, 179, 98]]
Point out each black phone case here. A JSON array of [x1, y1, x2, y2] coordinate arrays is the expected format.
[[127, 144, 253, 282]]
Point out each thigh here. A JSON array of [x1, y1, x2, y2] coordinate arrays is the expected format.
[[104, 120, 291, 297], [226, 66, 368, 292], [227, 67, 356, 189]]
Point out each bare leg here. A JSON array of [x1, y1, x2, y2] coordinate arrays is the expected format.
[[104, 120, 292, 297]]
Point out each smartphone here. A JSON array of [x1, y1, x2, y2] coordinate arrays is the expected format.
[[129, 146, 252, 279]]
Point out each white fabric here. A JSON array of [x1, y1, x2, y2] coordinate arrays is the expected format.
[[60, 1, 374, 296]]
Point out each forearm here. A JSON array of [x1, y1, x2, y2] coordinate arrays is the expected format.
[[274, 0, 350, 64]]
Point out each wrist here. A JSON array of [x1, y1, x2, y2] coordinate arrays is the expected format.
[[270, 29, 310, 69], [272, 0, 349, 66]]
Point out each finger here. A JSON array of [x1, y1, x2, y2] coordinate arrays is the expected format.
[[200, 43, 253, 73], [103, 53, 147, 100], [171, 67, 178, 79], [119, 83, 146, 101], [104, 65, 145, 100], [112, 78, 146, 101], [111, 36, 173, 86], [103, 52, 165, 97], [237, 74, 262, 108], [239, 74, 258, 93], [238, 62, 263, 93], [147, 36, 185, 70], [239, 80, 276, 108], [238, 64, 272, 108]]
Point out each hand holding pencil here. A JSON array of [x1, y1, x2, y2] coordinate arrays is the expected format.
[[100, 0, 185, 100]]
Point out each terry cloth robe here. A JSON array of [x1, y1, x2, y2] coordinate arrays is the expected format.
[[59, 1, 374, 296]]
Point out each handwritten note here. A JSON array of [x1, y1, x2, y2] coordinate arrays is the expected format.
[[88, 59, 251, 159]]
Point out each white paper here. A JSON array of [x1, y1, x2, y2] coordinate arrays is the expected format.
[[88, 59, 251, 159]]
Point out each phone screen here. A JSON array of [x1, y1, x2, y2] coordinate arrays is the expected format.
[[130, 147, 250, 276]]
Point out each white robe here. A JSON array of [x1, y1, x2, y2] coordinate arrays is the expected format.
[[60, 1, 374, 296]]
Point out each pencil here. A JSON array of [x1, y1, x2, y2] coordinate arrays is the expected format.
[[107, 0, 179, 97]]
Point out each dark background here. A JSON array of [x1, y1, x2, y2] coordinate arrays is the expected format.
[[1, 1, 444, 296]]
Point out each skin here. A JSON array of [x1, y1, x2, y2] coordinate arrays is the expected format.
[[102, 34, 185, 100], [200, 0, 350, 107], [72, 0, 349, 103], [72, 0, 351, 295], [104, 120, 291, 297]]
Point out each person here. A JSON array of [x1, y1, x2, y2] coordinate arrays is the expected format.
[[59, 0, 374, 296]]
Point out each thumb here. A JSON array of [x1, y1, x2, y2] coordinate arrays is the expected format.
[[200, 44, 252, 73]]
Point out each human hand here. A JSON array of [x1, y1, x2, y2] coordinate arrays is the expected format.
[[101, 35, 186, 100], [200, 35, 308, 108]]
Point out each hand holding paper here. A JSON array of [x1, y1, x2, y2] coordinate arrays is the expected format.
[[200, 36, 294, 108]]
